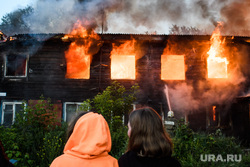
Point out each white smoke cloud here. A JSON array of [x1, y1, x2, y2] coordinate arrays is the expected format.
[[165, 83, 200, 113]]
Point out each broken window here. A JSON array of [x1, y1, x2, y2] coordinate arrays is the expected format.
[[161, 55, 185, 80], [5, 54, 28, 77]]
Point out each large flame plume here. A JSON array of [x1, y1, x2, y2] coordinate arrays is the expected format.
[[64, 21, 101, 79], [110, 40, 136, 79], [207, 23, 229, 79]]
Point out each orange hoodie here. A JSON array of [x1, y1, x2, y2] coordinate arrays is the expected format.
[[50, 112, 118, 167]]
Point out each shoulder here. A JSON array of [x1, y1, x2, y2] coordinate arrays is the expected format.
[[118, 151, 136, 167]]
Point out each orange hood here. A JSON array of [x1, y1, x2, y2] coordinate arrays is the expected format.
[[50, 112, 118, 167], [64, 112, 112, 158]]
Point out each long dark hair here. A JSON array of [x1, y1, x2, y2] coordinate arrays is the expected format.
[[127, 107, 173, 158]]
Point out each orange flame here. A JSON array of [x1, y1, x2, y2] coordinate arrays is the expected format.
[[110, 40, 136, 80], [207, 23, 229, 78], [212, 106, 216, 121], [64, 20, 100, 79], [161, 55, 185, 80]]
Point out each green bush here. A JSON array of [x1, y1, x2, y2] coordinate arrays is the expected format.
[[0, 95, 67, 167], [172, 120, 250, 167]]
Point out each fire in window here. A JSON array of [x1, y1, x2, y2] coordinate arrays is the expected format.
[[208, 105, 220, 127], [111, 55, 135, 80], [5, 54, 27, 77], [207, 24, 229, 79], [161, 55, 185, 80], [65, 45, 91, 79], [111, 40, 136, 80], [64, 21, 101, 79]]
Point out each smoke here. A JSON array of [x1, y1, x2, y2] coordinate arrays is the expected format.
[[14, 0, 248, 35], [165, 83, 200, 113], [23, 0, 121, 33], [220, 0, 250, 36], [245, 90, 250, 97], [164, 62, 246, 114]]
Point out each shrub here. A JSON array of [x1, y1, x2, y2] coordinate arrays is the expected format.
[[172, 120, 250, 167], [1, 95, 67, 167]]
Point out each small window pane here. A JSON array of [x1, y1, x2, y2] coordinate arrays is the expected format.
[[15, 104, 24, 120], [15, 104, 23, 114], [3, 104, 13, 126], [6, 54, 27, 77], [66, 104, 77, 123]]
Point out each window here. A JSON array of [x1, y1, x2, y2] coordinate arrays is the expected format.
[[64, 102, 86, 123], [5, 54, 28, 77], [1, 102, 24, 126], [111, 55, 136, 80], [206, 105, 220, 127], [161, 55, 185, 80]]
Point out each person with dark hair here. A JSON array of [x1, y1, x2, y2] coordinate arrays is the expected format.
[[50, 111, 118, 167], [118, 107, 181, 167], [0, 140, 14, 167]]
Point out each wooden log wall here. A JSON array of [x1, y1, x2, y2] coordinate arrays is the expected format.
[[0, 34, 249, 131]]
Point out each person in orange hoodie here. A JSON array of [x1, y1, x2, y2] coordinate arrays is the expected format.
[[50, 111, 118, 167]]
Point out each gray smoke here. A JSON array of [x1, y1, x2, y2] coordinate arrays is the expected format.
[[18, 0, 249, 35]]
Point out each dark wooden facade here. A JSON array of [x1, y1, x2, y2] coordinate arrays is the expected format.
[[0, 33, 249, 142]]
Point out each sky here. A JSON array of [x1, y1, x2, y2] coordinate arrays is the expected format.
[[1, 0, 33, 21]]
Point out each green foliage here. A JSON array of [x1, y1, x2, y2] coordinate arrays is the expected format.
[[79, 99, 92, 111], [172, 119, 250, 167], [92, 81, 138, 126], [110, 126, 129, 159], [36, 126, 67, 167], [0, 95, 67, 167]]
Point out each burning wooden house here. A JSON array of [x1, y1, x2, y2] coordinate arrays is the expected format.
[[0, 27, 249, 142]]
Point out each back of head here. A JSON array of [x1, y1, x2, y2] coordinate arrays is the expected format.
[[64, 112, 112, 158], [128, 107, 173, 158]]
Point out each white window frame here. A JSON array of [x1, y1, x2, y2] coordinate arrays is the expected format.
[[4, 54, 29, 78], [1, 101, 26, 125], [63, 102, 86, 122]]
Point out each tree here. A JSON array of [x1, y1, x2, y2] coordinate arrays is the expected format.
[[169, 24, 204, 35], [92, 81, 139, 129], [0, 6, 33, 36]]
